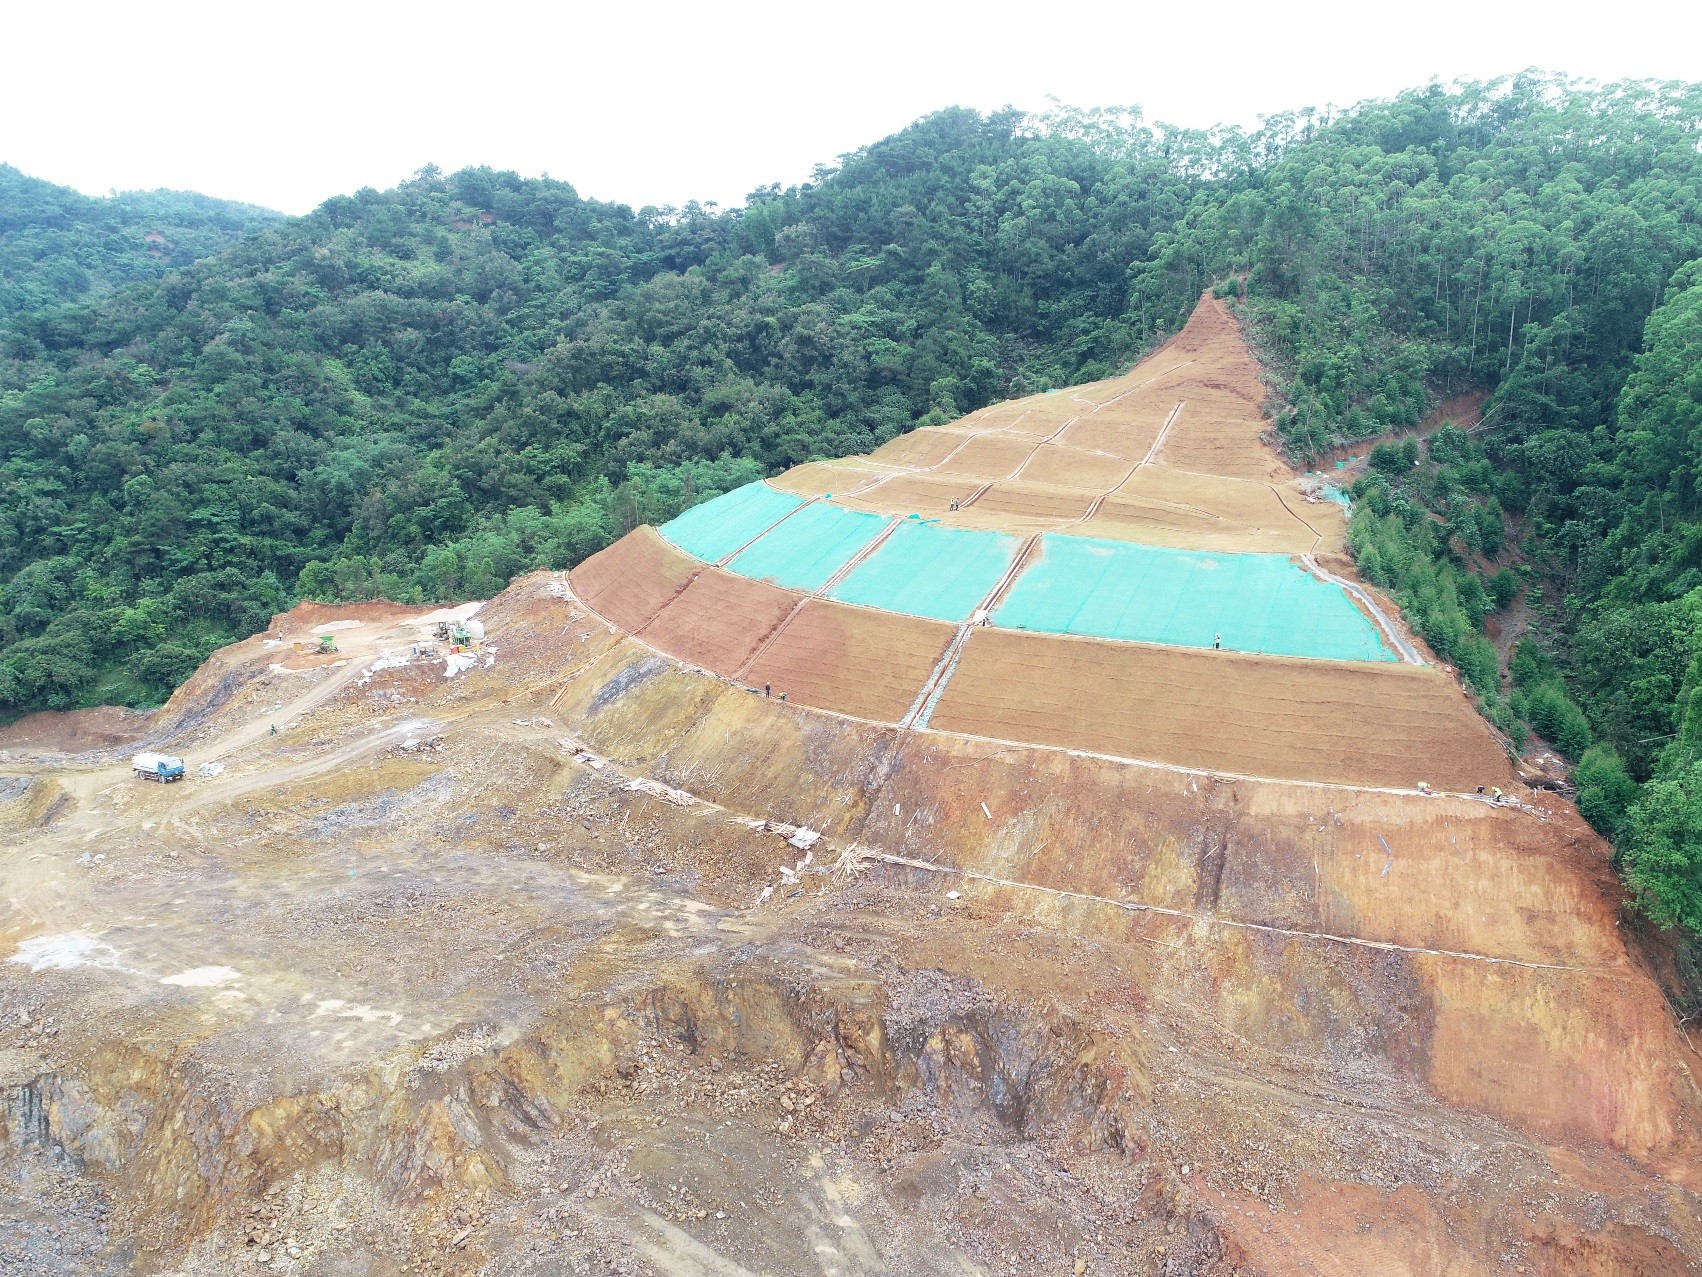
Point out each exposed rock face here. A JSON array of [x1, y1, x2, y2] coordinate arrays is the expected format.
[[0, 575, 1693, 1275], [2, 298, 1698, 1274]]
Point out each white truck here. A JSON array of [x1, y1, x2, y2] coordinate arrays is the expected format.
[[131, 752, 185, 783]]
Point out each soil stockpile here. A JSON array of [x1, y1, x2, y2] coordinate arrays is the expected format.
[[929, 627, 1516, 790]]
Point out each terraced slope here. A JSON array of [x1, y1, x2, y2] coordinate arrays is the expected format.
[[1, 294, 1696, 1276], [576, 292, 1509, 792]]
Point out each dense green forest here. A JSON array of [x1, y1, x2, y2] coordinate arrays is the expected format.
[[4, 74, 1702, 956], [0, 165, 280, 318], [0, 110, 1204, 708]]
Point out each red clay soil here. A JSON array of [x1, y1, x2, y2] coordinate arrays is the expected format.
[[0, 705, 155, 753], [571, 527, 701, 634], [637, 566, 800, 677], [930, 628, 1518, 791], [742, 600, 953, 721]]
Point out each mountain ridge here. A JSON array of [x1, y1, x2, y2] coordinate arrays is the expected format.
[[0, 162, 281, 318]]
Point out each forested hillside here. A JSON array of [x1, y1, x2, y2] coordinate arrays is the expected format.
[[0, 165, 280, 318], [4, 74, 1702, 948], [0, 112, 1202, 708]]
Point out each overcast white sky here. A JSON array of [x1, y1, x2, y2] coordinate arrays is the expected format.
[[3, 0, 1700, 215]]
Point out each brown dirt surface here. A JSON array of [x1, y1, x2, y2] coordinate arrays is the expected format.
[[570, 525, 700, 631], [1124, 294, 1287, 482], [838, 472, 984, 516], [1013, 444, 1133, 489], [0, 706, 155, 756], [930, 432, 1043, 481], [766, 458, 886, 497], [9, 297, 1694, 1277], [964, 391, 1084, 436], [2, 570, 1698, 1277], [637, 565, 799, 677], [743, 600, 953, 720], [1154, 391, 1286, 481], [1062, 408, 1167, 460], [966, 481, 1096, 522], [929, 627, 1518, 791], [865, 426, 969, 468], [269, 599, 424, 636], [1083, 469, 1341, 554]]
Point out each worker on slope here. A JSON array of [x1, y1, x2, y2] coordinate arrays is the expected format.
[[1213, 632, 1221, 650]]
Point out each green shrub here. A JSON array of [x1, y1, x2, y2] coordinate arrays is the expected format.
[[1369, 440, 1410, 475], [1620, 764, 1702, 932], [1575, 745, 1637, 837], [1489, 569, 1520, 610]]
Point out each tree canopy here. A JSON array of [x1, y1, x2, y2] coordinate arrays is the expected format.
[[7, 75, 1702, 956], [0, 164, 281, 319]]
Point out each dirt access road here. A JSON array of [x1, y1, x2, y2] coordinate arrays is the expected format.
[[2, 294, 1699, 1276], [1, 574, 1694, 1276]]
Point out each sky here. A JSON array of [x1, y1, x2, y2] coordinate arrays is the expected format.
[[4, 0, 1700, 216]]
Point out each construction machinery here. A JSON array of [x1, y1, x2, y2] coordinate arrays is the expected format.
[[436, 619, 478, 652], [131, 753, 185, 783]]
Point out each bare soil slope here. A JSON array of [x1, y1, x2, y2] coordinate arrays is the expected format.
[[930, 628, 1516, 791], [2, 575, 1695, 1277], [3, 296, 1696, 1277]]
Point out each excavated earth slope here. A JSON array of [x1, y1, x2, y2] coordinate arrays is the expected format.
[[1, 296, 1699, 1276]]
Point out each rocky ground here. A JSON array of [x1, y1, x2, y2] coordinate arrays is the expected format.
[[0, 579, 1697, 1275]]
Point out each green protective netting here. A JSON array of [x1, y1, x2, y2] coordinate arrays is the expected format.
[[728, 501, 892, 591], [993, 533, 1395, 662], [657, 482, 805, 563], [829, 518, 1019, 623]]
